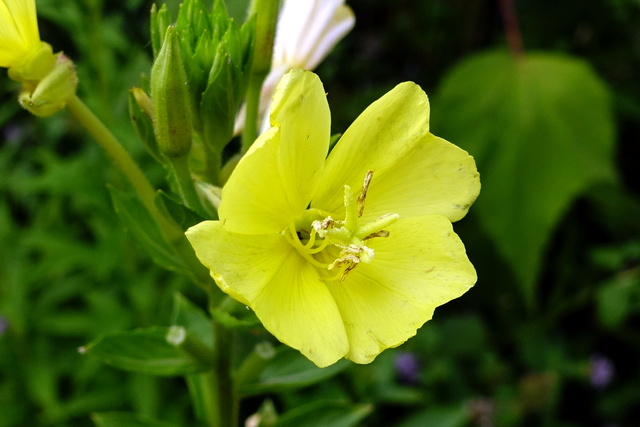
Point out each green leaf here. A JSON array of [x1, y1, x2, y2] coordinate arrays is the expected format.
[[275, 401, 373, 427], [156, 190, 207, 229], [171, 292, 214, 348], [433, 50, 616, 308], [210, 305, 260, 329], [81, 327, 209, 376], [91, 412, 180, 427], [109, 186, 188, 274], [185, 372, 216, 424], [150, 4, 172, 58], [239, 347, 351, 396], [597, 275, 640, 328]]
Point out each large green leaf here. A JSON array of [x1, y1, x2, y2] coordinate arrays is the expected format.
[[81, 327, 209, 376], [433, 50, 616, 307]]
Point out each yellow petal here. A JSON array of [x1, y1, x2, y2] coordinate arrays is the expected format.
[[363, 133, 479, 223], [0, 0, 40, 67], [185, 220, 349, 367], [313, 82, 479, 223], [325, 215, 476, 364], [220, 70, 330, 234]]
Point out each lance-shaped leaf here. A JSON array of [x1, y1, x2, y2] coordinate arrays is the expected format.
[[80, 327, 211, 376], [433, 50, 616, 308]]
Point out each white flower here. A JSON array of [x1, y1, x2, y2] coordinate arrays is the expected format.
[[235, 0, 355, 134], [273, 0, 355, 71]]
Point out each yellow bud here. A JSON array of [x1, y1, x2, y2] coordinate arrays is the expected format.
[[131, 87, 153, 119], [18, 54, 78, 118]]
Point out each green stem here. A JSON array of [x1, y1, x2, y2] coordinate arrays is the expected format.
[[201, 132, 222, 185], [242, 74, 265, 152], [65, 96, 214, 291], [242, 0, 279, 153], [235, 342, 275, 389], [66, 96, 183, 240], [212, 321, 237, 427], [166, 154, 207, 218], [195, 291, 237, 427]]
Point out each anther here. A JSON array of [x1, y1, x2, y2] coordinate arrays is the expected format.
[[357, 170, 374, 217], [363, 230, 390, 240]]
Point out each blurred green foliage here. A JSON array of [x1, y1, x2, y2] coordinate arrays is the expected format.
[[2, 0, 640, 426]]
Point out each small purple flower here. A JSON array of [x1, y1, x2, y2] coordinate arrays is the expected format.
[[590, 354, 614, 390], [3, 124, 24, 146], [395, 352, 421, 384]]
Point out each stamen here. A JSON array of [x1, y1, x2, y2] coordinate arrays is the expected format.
[[343, 184, 358, 231], [340, 264, 357, 281], [284, 169, 397, 283], [357, 170, 373, 217], [324, 269, 347, 282], [363, 230, 390, 240], [355, 213, 400, 240]]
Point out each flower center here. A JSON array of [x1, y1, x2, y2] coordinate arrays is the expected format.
[[285, 171, 399, 281]]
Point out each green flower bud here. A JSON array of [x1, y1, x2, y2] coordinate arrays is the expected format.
[[249, 0, 279, 77], [18, 53, 78, 118], [151, 26, 193, 159]]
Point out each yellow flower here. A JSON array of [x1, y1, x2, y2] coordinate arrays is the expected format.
[[1, 0, 76, 116], [0, 0, 54, 80], [187, 70, 480, 367]]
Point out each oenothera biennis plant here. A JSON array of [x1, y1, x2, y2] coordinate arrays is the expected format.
[[187, 69, 480, 368]]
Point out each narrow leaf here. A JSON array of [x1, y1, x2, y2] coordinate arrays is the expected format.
[[81, 327, 209, 376]]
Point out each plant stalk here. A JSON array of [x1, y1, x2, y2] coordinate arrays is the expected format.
[[65, 96, 214, 291], [498, 0, 524, 58]]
